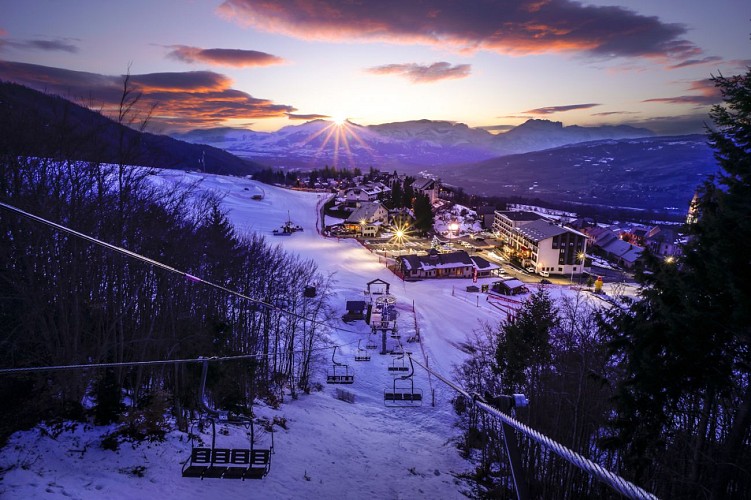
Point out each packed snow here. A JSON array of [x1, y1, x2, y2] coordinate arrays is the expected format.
[[0, 171, 628, 499]]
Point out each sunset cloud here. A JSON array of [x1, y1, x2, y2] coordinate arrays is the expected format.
[[1, 37, 79, 53], [287, 113, 330, 120], [217, 0, 701, 61], [366, 62, 470, 83], [669, 55, 723, 69], [0, 60, 295, 131], [643, 78, 722, 107], [523, 103, 601, 115], [166, 45, 285, 67], [592, 111, 640, 116]]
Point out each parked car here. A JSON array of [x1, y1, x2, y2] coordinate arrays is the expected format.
[[539, 270, 550, 277], [525, 266, 535, 273]]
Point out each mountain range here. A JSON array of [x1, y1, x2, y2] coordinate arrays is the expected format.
[[174, 118, 654, 170], [1, 81, 718, 213], [435, 135, 718, 213]]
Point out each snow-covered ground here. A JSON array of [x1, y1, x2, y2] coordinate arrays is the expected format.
[[0, 171, 630, 499]]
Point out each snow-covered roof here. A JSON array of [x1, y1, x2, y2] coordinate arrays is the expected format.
[[515, 220, 573, 242], [401, 250, 473, 271], [345, 202, 386, 223]]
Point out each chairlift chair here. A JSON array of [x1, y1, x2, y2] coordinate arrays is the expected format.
[[354, 340, 371, 362], [326, 346, 354, 384], [387, 354, 409, 373], [384, 355, 423, 407], [365, 336, 378, 351], [182, 359, 274, 480]]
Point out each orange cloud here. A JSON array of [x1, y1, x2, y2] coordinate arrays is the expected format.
[[643, 78, 722, 107], [217, 0, 702, 62], [0, 60, 295, 131], [523, 103, 601, 115], [167, 45, 285, 67], [366, 62, 470, 83], [287, 113, 330, 120]]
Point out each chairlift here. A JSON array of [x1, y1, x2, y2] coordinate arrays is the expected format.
[[390, 343, 405, 356], [326, 346, 354, 384], [354, 340, 371, 362], [387, 354, 409, 373], [365, 335, 378, 351], [182, 359, 274, 480], [384, 355, 423, 407]]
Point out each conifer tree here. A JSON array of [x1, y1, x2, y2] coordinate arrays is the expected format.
[[600, 66, 751, 497]]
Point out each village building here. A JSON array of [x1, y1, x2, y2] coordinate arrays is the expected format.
[[509, 219, 588, 276], [398, 249, 500, 280], [411, 177, 439, 204], [492, 210, 545, 245], [341, 182, 390, 207], [586, 226, 644, 269], [344, 202, 388, 237], [491, 278, 528, 296]]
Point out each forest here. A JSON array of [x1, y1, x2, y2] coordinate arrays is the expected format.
[[0, 84, 331, 445]]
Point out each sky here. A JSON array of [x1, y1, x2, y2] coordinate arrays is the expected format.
[[1, 0, 750, 135]]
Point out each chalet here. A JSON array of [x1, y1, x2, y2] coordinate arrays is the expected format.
[[342, 182, 391, 206], [411, 177, 439, 204], [398, 249, 500, 280], [344, 202, 388, 237], [645, 226, 682, 258], [470, 255, 501, 278], [589, 227, 644, 269], [399, 249, 474, 279], [491, 278, 528, 296]]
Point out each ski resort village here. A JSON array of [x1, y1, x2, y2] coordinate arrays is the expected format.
[[2, 1, 750, 497], [1, 167, 680, 499]]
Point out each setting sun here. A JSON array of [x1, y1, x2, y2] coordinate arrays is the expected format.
[[332, 115, 347, 126]]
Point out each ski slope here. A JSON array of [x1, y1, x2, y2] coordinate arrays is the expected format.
[[0, 171, 620, 499]]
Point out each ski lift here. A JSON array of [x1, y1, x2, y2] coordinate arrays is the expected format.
[[354, 340, 371, 362], [387, 354, 409, 373], [326, 346, 354, 384], [182, 359, 274, 480], [365, 335, 378, 351], [389, 343, 405, 356], [384, 355, 423, 407]]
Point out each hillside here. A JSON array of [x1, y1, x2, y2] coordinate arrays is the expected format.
[[0, 170, 650, 498], [435, 135, 719, 213], [0, 82, 263, 176]]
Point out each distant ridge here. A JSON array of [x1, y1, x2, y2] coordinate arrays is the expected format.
[[0, 82, 263, 176], [173, 118, 655, 170]]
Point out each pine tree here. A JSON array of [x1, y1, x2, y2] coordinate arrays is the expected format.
[[600, 66, 751, 496], [495, 288, 557, 394]]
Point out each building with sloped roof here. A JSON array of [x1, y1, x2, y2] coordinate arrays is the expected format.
[[509, 219, 588, 276], [411, 177, 439, 204], [398, 249, 501, 280], [492, 210, 545, 244], [344, 202, 388, 236]]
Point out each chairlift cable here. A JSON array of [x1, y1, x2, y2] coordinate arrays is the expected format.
[[0, 338, 361, 375], [408, 354, 658, 500], [0, 201, 366, 329]]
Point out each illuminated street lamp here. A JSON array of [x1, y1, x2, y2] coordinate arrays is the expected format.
[[448, 221, 459, 239], [571, 251, 586, 284]]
